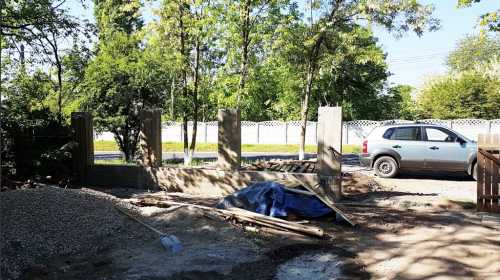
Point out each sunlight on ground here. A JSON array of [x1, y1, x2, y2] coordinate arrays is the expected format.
[[360, 217, 500, 279]]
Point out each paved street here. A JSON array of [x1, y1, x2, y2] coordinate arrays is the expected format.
[[93, 151, 372, 173]]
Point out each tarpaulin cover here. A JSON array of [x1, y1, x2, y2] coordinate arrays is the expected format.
[[216, 182, 333, 217]]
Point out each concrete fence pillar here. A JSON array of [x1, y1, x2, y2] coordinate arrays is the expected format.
[[256, 123, 260, 144], [218, 109, 241, 171], [485, 120, 491, 134], [71, 112, 94, 185], [317, 107, 343, 203], [284, 122, 288, 144], [140, 110, 162, 167]]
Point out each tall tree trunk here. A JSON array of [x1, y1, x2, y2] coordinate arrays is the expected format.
[[179, 8, 190, 165], [299, 64, 315, 160], [299, 33, 325, 159], [236, 0, 250, 108], [171, 78, 175, 119], [189, 37, 201, 162]]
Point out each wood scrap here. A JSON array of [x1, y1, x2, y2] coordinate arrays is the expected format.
[[226, 207, 323, 236], [288, 175, 357, 226], [123, 198, 324, 236]]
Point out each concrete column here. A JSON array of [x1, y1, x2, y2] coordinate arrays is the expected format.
[[284, 122, 288, 144], [256, 123, 260, 144], [317, 107, 343, 203], [140, 110, 162, 167], [71, 112, 94, 184], [218, 109, 241, 171], [204, 122, 208, 143]]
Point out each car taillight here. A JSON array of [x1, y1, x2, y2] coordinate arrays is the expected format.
[[362, 140, 368, 153]]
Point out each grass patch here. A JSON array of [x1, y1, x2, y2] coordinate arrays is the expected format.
[[94, 140, 361, 154], [445, 198, 476, 210], [94, 140, 120, 151], [94, 159, 139, 166]]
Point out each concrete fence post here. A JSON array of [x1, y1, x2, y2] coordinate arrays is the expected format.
[[256, 123, 260, 144], [218, 109, 241, 171], [204, 122, 208, 143], [71, 112, 94, 185], [317, 107, 343, 203], [139, 110, 162, 167], [284, 122, 288, 144], [449, 120, 453, 129], [485, 120, 491, 134]]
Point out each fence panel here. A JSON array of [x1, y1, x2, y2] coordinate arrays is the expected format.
[[242, 121, 258, 144], [96, 118, 500, 145], [477, 133, 500, 213], [258, 121, 285, 144], [453, 119, 486, 142], [346, 120, 381, 145]]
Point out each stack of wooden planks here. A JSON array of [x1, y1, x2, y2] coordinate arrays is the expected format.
[[264, 159, 317, 173]]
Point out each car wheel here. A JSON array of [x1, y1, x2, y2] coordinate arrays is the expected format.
[[472, 163, 477, 181], [374, 156, 398, 178]]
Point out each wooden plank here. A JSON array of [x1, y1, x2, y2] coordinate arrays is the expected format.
[[226, 207, 323, 236], [288, 175, 357, 226], [477, 134, 485, 212], [477, 195, 500, 199], [289, 165, 301, 173], [479, 149, 500, 166], [492, 134, 499, 213], [283, 165, 295, 173], [485, 153, 493, 212], [123, 199, 323, 236], [297, 163, 310, 174], [273, 163, 285, 172]]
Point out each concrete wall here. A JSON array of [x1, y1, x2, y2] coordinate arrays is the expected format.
[[82, 165, 326, 196]]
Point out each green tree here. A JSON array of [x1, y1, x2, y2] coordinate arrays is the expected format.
[[80, 34, 168, 161], [445, 34, 500, 71], [93, 0, 144, 43], [380, 85, 419, 120], [212, 0, 293, 108], [457, 0, 500, 33], [274, 0, 440, 159], [415, 58, 500, 119], [151, 0, 212, 164], [1, 69, 76, 178]]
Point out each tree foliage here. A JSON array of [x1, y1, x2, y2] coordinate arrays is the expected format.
[[79, 34, 168, 161], [415, 57, 500, 120], [445, 34, 500, 71], [457, 0, 500, 33]]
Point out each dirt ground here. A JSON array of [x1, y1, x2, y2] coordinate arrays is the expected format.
[[2, 170, 500, 279]]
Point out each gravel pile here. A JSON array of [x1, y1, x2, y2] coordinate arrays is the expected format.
[[1, 188, 152, 279]]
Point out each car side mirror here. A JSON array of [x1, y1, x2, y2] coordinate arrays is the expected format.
[[457, 137, 466, 144]]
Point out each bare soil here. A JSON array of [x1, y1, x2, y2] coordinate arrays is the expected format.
[[2, 171, 499, 279]]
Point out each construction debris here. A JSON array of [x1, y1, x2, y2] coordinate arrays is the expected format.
[[122, 198, 324, 237]]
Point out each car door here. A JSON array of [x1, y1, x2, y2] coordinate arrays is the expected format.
[[391, 126, 426, 168], [424, 127, 468, 170]]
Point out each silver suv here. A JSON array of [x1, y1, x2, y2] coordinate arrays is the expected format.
[[359, 123, 477, 179]]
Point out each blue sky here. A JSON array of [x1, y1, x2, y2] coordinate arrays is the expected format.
[[370, 0, 499, 87], [70, 0, 498, 88]]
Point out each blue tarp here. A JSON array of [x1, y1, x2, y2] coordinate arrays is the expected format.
[[216, 182, 333, 217]]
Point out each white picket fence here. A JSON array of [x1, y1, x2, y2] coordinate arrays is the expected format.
[[95, 118, 500, 145]]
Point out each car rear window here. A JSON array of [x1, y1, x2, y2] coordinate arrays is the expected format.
[[394, 127, 422, 141], [383, 128, 395, 139]]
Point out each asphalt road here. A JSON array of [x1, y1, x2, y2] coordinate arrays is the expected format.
[[94, 151, 370, 173]]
